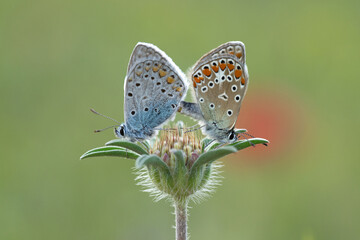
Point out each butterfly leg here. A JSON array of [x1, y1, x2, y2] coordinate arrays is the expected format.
[[136, 139, 149, 152]]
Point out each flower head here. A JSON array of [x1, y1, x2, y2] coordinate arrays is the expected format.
[[80, 122, 269, 204]]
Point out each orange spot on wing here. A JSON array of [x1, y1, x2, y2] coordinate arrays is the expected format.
[[236, 52, 242, 58], [235, 69, 242, 78], [194, 76, 201, 83], [202, 68, 211, 77], [227, 64, 235, 71], [159, 70, 167, 77], [229, 51, 234, 55], [167, 76, 175, 84], [219, 63, 226, 70], [198, 76, 204, 82], [241, 77, 245, 85], [193, 80, 197, 88], [212, 66, 219, 72], [153, 67, 159, 72], [176, 87, 182, 92]]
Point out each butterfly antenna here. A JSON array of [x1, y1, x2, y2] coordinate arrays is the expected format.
[[94, 125, 119, 133], [154, 127, 177, 131], [184, 125, 205, 133], [243, 132, 268, 146], [90, 108, 121, 124]]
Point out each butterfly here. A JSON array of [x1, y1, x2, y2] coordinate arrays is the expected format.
[[179, 41, 249, 143], [115, 42, 188, 141]]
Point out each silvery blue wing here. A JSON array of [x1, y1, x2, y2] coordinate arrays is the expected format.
[[179, 41, 249, 143], [116, 42, 188, 141]]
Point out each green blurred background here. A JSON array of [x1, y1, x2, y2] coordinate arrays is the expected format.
[[1, 0, 359, 239]]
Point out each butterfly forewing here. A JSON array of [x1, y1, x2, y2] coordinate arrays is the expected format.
[[191, 41, 249, 130], [124, 43, 188, 133]]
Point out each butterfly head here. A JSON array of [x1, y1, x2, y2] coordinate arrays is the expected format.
[[115, 124, 127, 138], [227, 130, 238, 143]]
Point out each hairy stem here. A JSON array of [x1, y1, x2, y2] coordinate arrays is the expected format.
[[175, 200, 188, 240]]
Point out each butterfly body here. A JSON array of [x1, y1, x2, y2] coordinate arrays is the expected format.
[[179, 41, 249, 143], [116, 42, 188, 141]]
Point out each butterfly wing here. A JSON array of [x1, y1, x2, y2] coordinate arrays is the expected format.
[[191, 41, 249, 130], [124, 43, 188, 137]]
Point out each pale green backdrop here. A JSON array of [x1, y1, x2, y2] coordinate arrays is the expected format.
[[0, 0, 359, 239]]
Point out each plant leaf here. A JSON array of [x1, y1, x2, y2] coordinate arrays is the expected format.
[[230, 138, 269, 150], [234, 128, 247, 134], [172, 150, 187, 182], [135, 154, 169, 171], [80, 146, 140, 160], [190, 146, 237, 176], [105, 139, 148, 155]]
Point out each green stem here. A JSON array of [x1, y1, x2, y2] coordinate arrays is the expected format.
[[175, 200, 188, 240]]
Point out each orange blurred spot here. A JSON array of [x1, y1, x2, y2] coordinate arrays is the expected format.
[[219, 63, 226, 70], [198, 76, 204, 82], [194, 76, 201, 83], [236, 52, 242, 58], [229, 51, 235, 55], [193, 80, 197, 88], [152, 67, 159, 72], [230, 84, 308, 164]]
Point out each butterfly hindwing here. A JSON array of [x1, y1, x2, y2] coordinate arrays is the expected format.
[[124, 43, 188, 137], [191, 41, 249, 131]]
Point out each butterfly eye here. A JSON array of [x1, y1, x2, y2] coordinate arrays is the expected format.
[[208, 81, 214, 88], [201, 86, 208, 93], [234, 95, 241, 102], [228, 132, 236, 141], [227, 110, 233, 116], [171, 104, 177, 109], [214, 78, 219, 84], [144, 107, 149, 111], [227, 75, 233, 82], [220, 49, 226, 54], [136, 83, 141, 87], [221, 76, 226, 82], [131, 110, 136, 116], [231, 85, 238, 92], [127, 92, 133, 97], [119, 126, 125, 136], [199, 98, 204, 103], [209, 103, 215, 109]]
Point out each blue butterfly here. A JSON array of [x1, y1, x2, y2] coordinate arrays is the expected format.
[[115, 42, 188, 141]]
